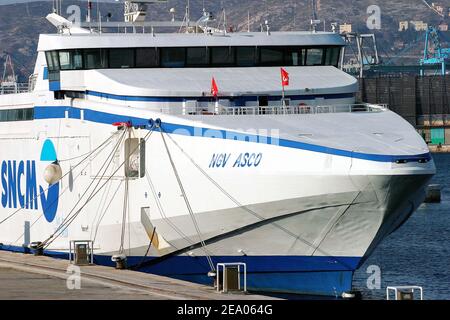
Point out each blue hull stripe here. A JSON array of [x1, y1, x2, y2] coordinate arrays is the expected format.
[[34, 106, 431, 163], [49, 81, 61, 91], [0, 245, 357, 296], [86, 90, 355, 103]]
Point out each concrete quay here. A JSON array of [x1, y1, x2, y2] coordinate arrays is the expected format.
[[0, 251, 277, 300]]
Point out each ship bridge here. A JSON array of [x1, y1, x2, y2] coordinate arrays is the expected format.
[[34, 30, 356, 110]]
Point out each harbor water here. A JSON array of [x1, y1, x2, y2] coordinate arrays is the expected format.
[[353, 153, 450, 300]]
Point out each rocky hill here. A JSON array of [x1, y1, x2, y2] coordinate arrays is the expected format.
[[0, 0, 449, 80]]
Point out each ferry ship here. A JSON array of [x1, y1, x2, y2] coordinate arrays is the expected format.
[[0, 1, 435, 296]]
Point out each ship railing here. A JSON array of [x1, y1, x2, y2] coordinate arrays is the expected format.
[[221, 103, 388, 115], [176, 103, 388, 116], [0, 83, 31, 95]]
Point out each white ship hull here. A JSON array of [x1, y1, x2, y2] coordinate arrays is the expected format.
[[0, 102, 434, 295], [0, 20, 435, 295]]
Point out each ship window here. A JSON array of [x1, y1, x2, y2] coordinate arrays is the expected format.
[[51, 51, 60, 71], [211, 47, 235, 66], [72, 50, 84, 69], [46, 52, 55, 71], [25, 108, 34, 120], [285, 47, 305, 66], [109, 48, 135, 68], [325, 47, 340, 67], [45, 45, 342, 71], [59, 51, 71, 70], [84, 49, 108, 69], [0, 108, 34, 122], [236, 47, 257, 67], [260, 47, 285, 66], [186, 47, 209, 66], [306, 48, 324, 66], [161, 47, 186, 68], [8, 109, 18, 121], [59, 50, 84, 70], [136, 48, 159, 68]]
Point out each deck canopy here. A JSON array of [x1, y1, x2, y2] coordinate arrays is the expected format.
[[59, 66, 357, 97], [38, 31, 346, 51]]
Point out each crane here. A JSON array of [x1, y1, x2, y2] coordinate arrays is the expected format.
[[420, 0, 445, 18], [0, 54, 18, 94], [420, 26, 450, 76]]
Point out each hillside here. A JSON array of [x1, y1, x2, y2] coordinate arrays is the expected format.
[[0, 0, 449, 80]]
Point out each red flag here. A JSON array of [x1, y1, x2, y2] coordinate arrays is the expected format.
[[281, 68, 289, 87], [211, 77, 219, 97]]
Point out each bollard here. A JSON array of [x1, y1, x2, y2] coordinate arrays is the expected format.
[[341, 290, 362, 300], [111, 254, 127, 270], [29, 242, 44, 256]]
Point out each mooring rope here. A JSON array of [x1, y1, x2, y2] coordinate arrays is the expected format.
[[0, 131, 120, 226], [92, 179, 124, 244], [41, 132, 125, 247], [162, 128, 357, 270], [159, 129, 216, 272], [9, 160, 92, 247], [41, 129, 154, 250]]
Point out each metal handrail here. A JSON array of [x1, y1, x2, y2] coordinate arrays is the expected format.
[[0, 83, 30, 95], [177, 103, 388, 116], [386, 286, 423, 300]]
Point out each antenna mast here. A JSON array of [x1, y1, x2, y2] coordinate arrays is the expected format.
[[310, 0, 321, 32], [311, 0, 318, 21]]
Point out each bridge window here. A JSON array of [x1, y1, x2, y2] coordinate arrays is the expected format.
[[260, 47, 285, 66], [72, 50, 84, 69], [84, 49, 108, 69], [0, 108, 34, 122], [285, 47, 305, 66], [51, 51, 60, 71], [46, 52, 55, 71], [306, 48, 324, 66], [59, 51, 71, 70], [236, 47, 257, 67], [186, 47, 208, 66], [45, 46, 341, 71], [161, 47, 186, 68], [325, 47, 340, 67], [109, 48, 135, 68], [59, 50, 84, 70], [211, 47, 235, 66], [136, 48, 158, 68]]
